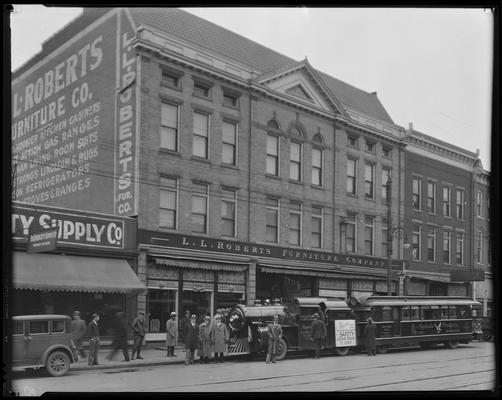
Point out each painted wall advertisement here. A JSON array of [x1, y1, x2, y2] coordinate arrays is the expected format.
[[11, 9, 138, 216], [334, 319, 357, 347]]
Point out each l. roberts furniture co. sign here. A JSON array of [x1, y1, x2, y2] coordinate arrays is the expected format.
[[12, 202, 137, 250], [11, 9, 138, 216]]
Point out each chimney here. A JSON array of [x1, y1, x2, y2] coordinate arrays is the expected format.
[[407, 122, 414, 135]]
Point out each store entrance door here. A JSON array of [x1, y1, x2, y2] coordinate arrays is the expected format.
[[182, 290, 213, 322]]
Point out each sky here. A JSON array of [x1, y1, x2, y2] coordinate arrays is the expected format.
[[9, 5, 493, 170]]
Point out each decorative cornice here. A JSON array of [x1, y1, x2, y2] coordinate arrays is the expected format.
[[406, 135, 477, 166]]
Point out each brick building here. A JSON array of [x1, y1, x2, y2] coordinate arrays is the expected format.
[[11, 8, 490, 339]]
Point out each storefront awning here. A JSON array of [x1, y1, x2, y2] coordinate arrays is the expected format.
[[153, 257, 247, 272], [13, 252, 146, 294]]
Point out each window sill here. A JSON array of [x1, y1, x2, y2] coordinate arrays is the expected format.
[[346, 193, 358, 198], [220, 163, 239, 171], [289, 179, 303, 185], [193, 94, 213, 102], [265, 174, 281, 181], [160, 84, 182, 92], [311, 184, 324, 190], [191, 156, 211, 164], [364, 196, 376, 202], [159, 148, 181, 156], [222, 103, 240, 111]]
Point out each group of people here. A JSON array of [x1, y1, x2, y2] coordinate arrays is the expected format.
[[70, 310, 148, 366]]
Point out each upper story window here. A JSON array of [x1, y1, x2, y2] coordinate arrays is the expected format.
[[159, 177, 178, 229], [427, 226, 436, 262], [161, 68, 182, 89], [443, 231, 451, 264], [427, 181, 436, 214], [311, 206, 323, 249], [348, 135, 359, 148], [160, 102, 179, 151], [443, 186, 451, 217], [347, 159, 357, 195], [456, 189, 465, 220], [412, 223, 421, 261], [222, 91, 239, 108], [267, 119, 280, 131], [290, 141, 302, 181], [266, 197, 279, 243], [364, 163, 375, 199], [412, 176, 422, 211], [382, 146, 392, 158], [345, 213, 356, 254], [222, 121, 237, 166], [381, 217, 388, 257], [365, 141, 376, 153], [312, 147, 323, 186], [266, 134, 279, 176], [289, 201, 302, 246], [191, 182, 209, 234], [476, 190, 483, 217], [456, 231, 464, 265], [382, 169, 391, 202], [193, 79, 212, 99], [364, 215, 374, 255], [221, 187, 236, 238], [476, 230, 483, 264], [193, 112, 210, 159]]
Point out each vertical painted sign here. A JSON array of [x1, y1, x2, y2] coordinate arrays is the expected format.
[[11, 9, 137, 216], [334, 319, 357, 347]]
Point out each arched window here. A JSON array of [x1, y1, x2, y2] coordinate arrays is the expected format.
[[267, 119, 280, 131], [313, 133, 324, 144], [290, 126, 303, 137]]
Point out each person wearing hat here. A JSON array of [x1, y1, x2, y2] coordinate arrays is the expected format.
[[106, 311, 130, 362], [266, 315, 283, 364], [198, 315, 212, 364], [311, 313, 325, 359], [87, 313, 100, 366], [166, 312, 178, 357], [363, 317, 378, 356], [71, 311, 86, 359], [184, 314, 199, 365], [180, 310, 191, 345], [131, 311, 147, 360], [211, 314, 229, 363]]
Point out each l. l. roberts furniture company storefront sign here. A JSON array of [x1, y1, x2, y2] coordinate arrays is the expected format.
[[12, 9, 138, 216]]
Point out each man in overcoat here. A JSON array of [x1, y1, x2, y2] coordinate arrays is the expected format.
[[131, 311, 147, 360], [363, 317, 378, 356], [198, 315, 212, 364], [211, 314, 229, 363], [180, 310, 191, 343], [266, 314, 283, 364], [87, 313, 100, 366], [106, 311, 130, 362], [311, 313, 326, 359], [166, 312, 178, 357], [184, 314, 199, 365], [70, 311, 86, 359]]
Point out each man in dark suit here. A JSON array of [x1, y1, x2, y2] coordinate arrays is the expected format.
[[184, 314, 199, 365], [87, 313, 100, 366], [311, 313, 326, 359], [131, 311, 147, 360], [266, 314, 283, 364], [363, 317, 378, 356]]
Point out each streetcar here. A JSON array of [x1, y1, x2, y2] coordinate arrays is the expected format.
[[348, 294, 481, 353], [226, 297, 357, 360]]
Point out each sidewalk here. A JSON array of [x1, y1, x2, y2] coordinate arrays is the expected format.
[[71, 344, 187, 371]]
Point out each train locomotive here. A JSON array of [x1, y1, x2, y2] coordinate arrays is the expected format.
[[226, 297, 357, 360]]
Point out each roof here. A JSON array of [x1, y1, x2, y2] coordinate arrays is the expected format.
[[350, 295, 481, 308], [13, 315, 71, 320], [410, 129, 478, 159], [14, 7, 394, 124]]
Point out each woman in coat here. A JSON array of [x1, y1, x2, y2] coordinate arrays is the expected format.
[[198, 315, 212, 364], [211, 314, 229, 363], [363, 317, 378, 356]]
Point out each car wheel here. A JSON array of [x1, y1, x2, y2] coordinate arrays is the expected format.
[[334, 347, 350, 356], [275, 338, 288, 361], [46, 351, 70, 377]]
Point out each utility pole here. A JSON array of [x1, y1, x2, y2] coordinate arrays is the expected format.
[[387, 173, 393, 296]]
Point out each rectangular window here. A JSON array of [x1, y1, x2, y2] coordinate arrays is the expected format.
[[221, 188, 236, 237], [381, 217, 388, 257], [365, 141, 375, 153], [266, 197, 279, 243], [290, 142, 302, 181], [160, 103, 179, 151], [412, 223, 421, 261], [289, 201, 302, 246], [347, 159, 357, 194], [223, 92, 239, 108], [193, 81, 211, 98], [29, 320, 49, 334], [193, 112, 209, 159], [160, 177, 178, 229], [443, 231, 451, 264], [476, 230, 483, 264], [266, 135, 279, 176], [476, 191, 483, 217], [312, 148, 323, 186], [427, 181, 436, 213], [412, 176, 422, 210], [456, 232, 464, 265], [13, 321, 24, 335], [222, 121, 237, 166], [456, 189, 465, 220], [443, 186, 451, 217], [427, 226, 436, 262], [192, 183, 208, 234], [382, 169, 391, 201], [161, 70, 181, 89], [346, 213, 356, 253], [348, 135, 358, 147], [382, 147, 392, 158], [364, 215, 374, 255], [364, 163, 375, 199], [311, 206, 322, 249], [52, 320, 65, 333]]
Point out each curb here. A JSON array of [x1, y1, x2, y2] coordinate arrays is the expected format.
[[70, 357, 187, 372]]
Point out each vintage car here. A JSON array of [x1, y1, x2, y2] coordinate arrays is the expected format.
[[12, 315, 78, 376]]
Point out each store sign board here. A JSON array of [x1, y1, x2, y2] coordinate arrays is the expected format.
[[12, 201, 136, 250], [27, 227, 58, 253], [334, 319, 357, 347], [11, 9, 138, 216], [140, 230, 402, 269]]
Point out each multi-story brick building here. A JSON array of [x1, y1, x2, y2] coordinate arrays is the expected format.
[[11, 8, 490, 340]]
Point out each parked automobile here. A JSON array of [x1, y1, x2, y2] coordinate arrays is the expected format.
[[12, 315, 78, 376]]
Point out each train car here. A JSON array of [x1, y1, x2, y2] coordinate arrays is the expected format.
[[348, 294, 482, 353], [226, 297, 356, 360]]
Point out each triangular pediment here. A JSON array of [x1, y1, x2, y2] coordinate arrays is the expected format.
[[256, 60, 348, 116]]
